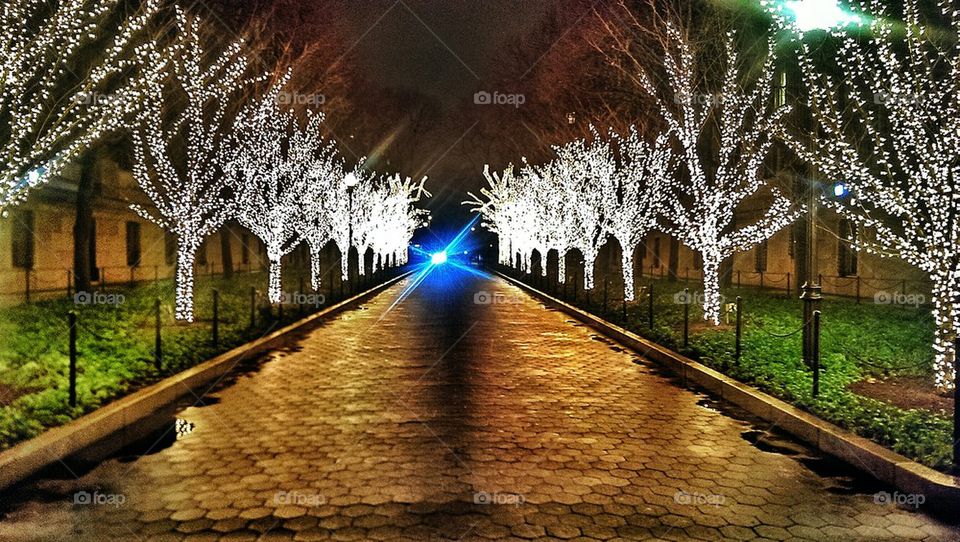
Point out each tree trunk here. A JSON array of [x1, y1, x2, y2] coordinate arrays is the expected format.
[[174, 245, 197, 322], [73, 148, 99, 293], [308, 241, 323, 290], [701, 253, 723, 325], [558, 251, 566, 284], [622, 248, 636, 302], [931, 277, 957, 389], [268, 257, 283, 304], [584, 250, 597, 290], [219, 224, 234, 279]]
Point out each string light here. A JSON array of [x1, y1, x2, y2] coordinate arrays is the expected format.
[[768, 0, 960, 388], [0, 0, 164, 211]]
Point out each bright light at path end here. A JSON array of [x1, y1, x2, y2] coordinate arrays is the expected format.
[[431, 251, 448, 265]]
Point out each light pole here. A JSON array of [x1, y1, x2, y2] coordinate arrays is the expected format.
[[344, 172, 359, 292]]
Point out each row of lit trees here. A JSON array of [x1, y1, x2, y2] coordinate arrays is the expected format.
[[473, 0, 960, 389], [1, 2, 429, 322]]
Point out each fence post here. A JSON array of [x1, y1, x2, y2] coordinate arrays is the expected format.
[[622, 297, 627, 323], [648, 283, 655, 330], [68, 311, 77, 407], [856, 276, 861, 304], [683, 288, 690, 348], [24, 269, 30, 304], [67, 270, 73, 298], [735, 296, 742, 366], [812, 310, 821, 397], [954, 337, 960, 471], [212, 289, 219, 347], [154, 298, 162, 372], [250, 287, 257, 329]]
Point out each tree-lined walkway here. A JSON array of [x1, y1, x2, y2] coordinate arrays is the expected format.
[[0, 267, 957, 541]]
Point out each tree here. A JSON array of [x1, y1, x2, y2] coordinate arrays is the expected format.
[[768, 0, 960, 388], [0, 0, 164, 212], [635, 23, 802, 323], [604, 128, 675, 300], [130, 7, 262, 321], [223, 76, 322, 304]]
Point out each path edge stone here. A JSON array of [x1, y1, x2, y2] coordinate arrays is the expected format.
[[497, 270, 960, 513], [0, 272, 411, 493]]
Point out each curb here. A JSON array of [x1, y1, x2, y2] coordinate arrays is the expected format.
[[0, 271, 410, 493], [496, 270, 960, 513]]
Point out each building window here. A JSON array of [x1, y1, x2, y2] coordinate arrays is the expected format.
[[839, 219, 858, 277], [11, 210, 34, 269], [653, 237, 661, 268], [197, 241, 208, 266], [241, 233, 250, 265], [164, 231, 176, 265], [754, 240, 768, 273], [125, 221, 141, 267], [774, 70, 787, 108]]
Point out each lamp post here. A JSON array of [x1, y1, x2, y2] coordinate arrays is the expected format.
[[344, 172, 359, 292], [779, 0, 859, 388]]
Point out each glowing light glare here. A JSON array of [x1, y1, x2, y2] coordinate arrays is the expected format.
[[431, 251, 448, 265], [783, 0, 862, 32], [833, 183, 847, 197]]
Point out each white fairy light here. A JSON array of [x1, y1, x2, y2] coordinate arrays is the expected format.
[[767, 0, 960, 388], [130, 7, 264, 322], [0, 0, 164, 211], [638, 24, 803, 324]]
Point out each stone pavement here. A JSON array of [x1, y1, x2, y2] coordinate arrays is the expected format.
[[1, 266, 958, 541]]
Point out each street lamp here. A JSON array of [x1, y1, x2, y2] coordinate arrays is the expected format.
[[344, 172, 359, 291], [780, 0, 856, 395]]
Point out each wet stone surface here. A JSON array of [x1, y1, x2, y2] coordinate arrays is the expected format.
[[1, 267, 958, 541]]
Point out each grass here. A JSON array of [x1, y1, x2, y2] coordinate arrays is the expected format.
[[0, 267, 389, 451], [541, 274, 953, 472]]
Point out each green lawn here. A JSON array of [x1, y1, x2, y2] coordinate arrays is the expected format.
[[551, 275, 952, 471], [0, 267, 385, 451]]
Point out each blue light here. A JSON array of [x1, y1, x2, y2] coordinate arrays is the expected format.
[[833, 183, 848, 197], [431, 251, 448, 265]]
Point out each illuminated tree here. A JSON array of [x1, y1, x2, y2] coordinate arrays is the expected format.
[[604, 128, 675, 300], [638, 24, 802, 323], [769, 0, 960, 388], [0, 0, 163, 211], [131, 7, 261, 321]]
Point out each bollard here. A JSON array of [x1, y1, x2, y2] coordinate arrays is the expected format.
[[67, 270, 73, 298], [648, 283, 655, 330], [154, 298, 162, 372], [856, 276, 861, 304], [212, 289, 219, 347], [68, 311, 77, 407], [954, 337, 960, 470], [812, 310, 821, 397], [250, 287, 257, 328], [622, 297, 627, 323], [735, 296, 742, 366], [683, 288, 690, 348]]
